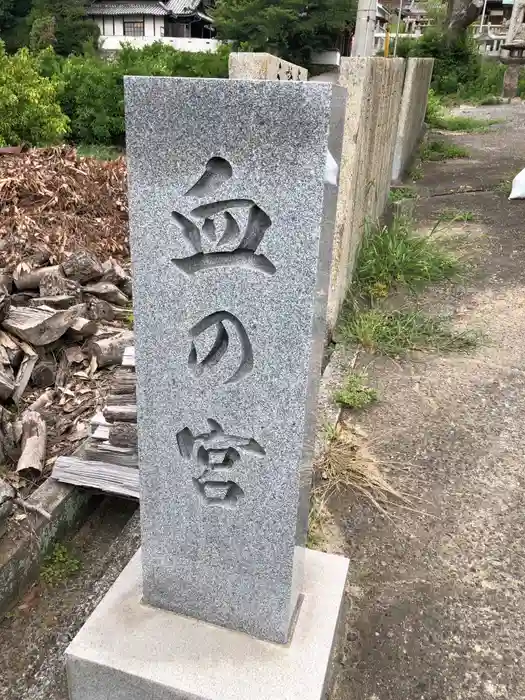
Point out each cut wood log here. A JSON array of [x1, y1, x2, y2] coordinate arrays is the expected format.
[[106, 392, 136, 407], [68, 317, 98, 341], [62, 251, 103, 284], [111, 368, 136, 395], [88, 330, 134, 368], [17, 410, 46, 475], [109, 422, 137, 448], [0, 288, 11, 324], [10, 292, 38, 306], [101, 259, 129, 287], [83, 281, 128, 307], [102, 404, 137, 423], [0, 271, 13, 293], [82, 438, 138, 467], [31, 357, 57, 389], [12, 342, 38, 404], [2, 304, 86, 346], [28, 388, 56, 414], [85, 296, 116, 322], [121, 278, 133, 299], [39, 271, 81, 298], [14, 265, 61, 291], [0, 330, 23, 369], [0, 345, 15, 401], [122, 346, 135, 368], [0, 407, 21, 464], [30, 295, 78, 310], [0, 476, 14, 537]]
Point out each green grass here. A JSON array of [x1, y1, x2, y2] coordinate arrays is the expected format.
[[353, 217, 464, 301], [334, 372, 378, 409], [76, 144, 123, 161], [479, 96, 503, 106], [420, 140, 470, 162], [389, 186, 418, 203], [428, 114, 499, 133], [408, 163, 423, 181], [41, 543, 81, 586], [436, 209, 474, 222], [339, 309, 479, 356], [493, 178, 512, 197]]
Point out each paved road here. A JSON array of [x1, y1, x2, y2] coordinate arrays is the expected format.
[[333, 103, 525, 700]]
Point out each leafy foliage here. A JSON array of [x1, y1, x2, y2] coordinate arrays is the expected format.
[[334, 373, 378, 409], [0, 42, 68, 146], [397, 27, 504, 101], [41, 543, 81, 586], [213, 0, 355, 66], [39, 43, 230, 145], [0, 0, 98, 55]]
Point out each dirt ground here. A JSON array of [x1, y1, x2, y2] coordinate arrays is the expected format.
[[332, 102, 525, 700]]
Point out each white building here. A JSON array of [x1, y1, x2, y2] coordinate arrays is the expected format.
[[88, 0, 219, 52]]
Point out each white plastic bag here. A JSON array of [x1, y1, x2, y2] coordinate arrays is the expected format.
[[509, 167, 525, 200]]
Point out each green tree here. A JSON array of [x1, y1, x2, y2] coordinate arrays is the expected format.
[[0, 42, 68, 146], [29, 0, 99, 55], [29, 14, 56, 51], [0, 0, 32, 52], [213, 0, 355, 66]]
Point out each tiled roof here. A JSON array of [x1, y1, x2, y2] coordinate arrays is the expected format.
[[88, 2, 169, 15], [165, 0, 202, 14], [88, 0, 202, 15]]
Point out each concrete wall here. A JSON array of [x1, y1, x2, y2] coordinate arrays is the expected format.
[[324, 57, 405, 330], [228, 52, 408, 333], [228, 53, 308, 81], [392, 58, 434, 182]]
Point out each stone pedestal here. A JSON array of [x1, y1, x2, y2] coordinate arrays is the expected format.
[[66, 549, 348, 700]]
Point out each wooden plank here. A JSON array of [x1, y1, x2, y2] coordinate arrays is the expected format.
[[52, 456, 139, 499]]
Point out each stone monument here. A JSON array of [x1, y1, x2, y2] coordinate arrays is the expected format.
[[65, 77, 349, 700], [501, 0, 525, 98]]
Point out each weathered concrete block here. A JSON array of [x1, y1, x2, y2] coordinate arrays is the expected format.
[[392, 58, 434, 182], [322, 57, 405, 332], [66, 548, 349, 700], [229, 52, 308, 80], [124, 77, 345, 643]]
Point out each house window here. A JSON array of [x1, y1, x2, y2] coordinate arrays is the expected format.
[[123, 18, 144, 36]]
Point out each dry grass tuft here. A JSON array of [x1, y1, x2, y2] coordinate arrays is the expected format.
[[308, 422, 421, 547]]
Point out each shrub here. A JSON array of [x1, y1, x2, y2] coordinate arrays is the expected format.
[[518, 69, 525, 97], [43, 43, 230, 145], [0, 43, 68, 147], [406, 28, 504, 101], [59, 55, 125, 145]]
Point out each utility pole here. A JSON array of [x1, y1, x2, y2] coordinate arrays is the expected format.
[[351, 0, 377, 56]]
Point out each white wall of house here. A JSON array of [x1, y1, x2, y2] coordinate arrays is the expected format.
[[93, 14, 165, 38], [99, 35, 220, 52]]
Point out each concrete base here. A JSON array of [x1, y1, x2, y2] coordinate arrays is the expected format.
[[66, 548, 349, 700]]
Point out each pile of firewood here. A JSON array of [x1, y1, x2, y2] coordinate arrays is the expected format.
[[0, 248, 134, 487]]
